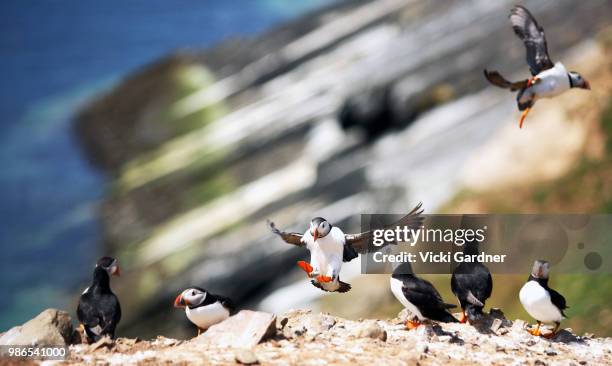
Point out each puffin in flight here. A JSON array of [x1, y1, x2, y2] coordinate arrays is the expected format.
[[390, 262, 458, 329], [77, 256, 121, 342], [519, 260, 568, 338], [451, 239, 493, 324], [484, 5, 590, 128], [174, 287, 234, 335], [268, 202, 424, 293]]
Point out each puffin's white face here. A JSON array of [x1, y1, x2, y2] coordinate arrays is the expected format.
[[310, 218, 331, 241], [174, 288, 206, 308], [96, 257, 120, 277], [531, 260, 550, 279]]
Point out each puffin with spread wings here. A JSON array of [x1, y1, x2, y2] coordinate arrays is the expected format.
[[267, 202, 424, 293], [484, 5, 590, 128]]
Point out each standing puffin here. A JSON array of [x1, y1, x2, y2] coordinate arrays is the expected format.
[[390, 262, 458, 329], [77, 256, 121, 342], [268, 202, 424, 293], [174, 287, 234, 335], [484, 5, 590, 128], [451, 241, 493, 323], [519, 260, 568, 338]]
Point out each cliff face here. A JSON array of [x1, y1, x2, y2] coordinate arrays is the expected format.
[[64, 309, 612, 365], [72, 0, 612, 338]]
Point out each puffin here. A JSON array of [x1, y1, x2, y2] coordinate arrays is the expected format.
[[390, 262, 458, 329], [268, 202, 424, 293], [484, 5, 590, 128], [519, 260, 568, 338], [77, 256, 122, 342], [451, 241, 493, 323], [174, 287, 234, 335]]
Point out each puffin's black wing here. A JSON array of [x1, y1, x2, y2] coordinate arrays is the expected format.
[[77, 294, 100, 330], [509, 5, 554, 75], [402, 276, 457, 322], [344, 202, 424, 254], [267, 220, 304, 247], [77, 292, 121, 341], [483, 70, 529, 91], [548, 287, 568, 316], [206, 292, 236, 313]]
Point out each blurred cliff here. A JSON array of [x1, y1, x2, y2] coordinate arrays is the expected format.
[[71, 0, 612, 338]]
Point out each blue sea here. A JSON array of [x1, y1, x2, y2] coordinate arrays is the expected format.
[[0, 0, 331, 330]]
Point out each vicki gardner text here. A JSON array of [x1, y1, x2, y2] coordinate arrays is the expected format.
[[372, 251, 507, 263]]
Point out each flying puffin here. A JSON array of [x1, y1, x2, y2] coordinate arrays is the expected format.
[[77, 256, 122, 342], [484, 5, 590, 128], [519, 260, 568, 338], [268, 202, 424, 293], [174, 287, 234, 335], [451, 241, 493, 324], [390, 262, 458, 329]]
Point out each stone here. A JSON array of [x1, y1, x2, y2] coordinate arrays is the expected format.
[[512, 319, 527, 332], [235, 349, 259, 365], [280, 312, 336, 340], [354, 321, 387, 341], [0, 309, 74, 346], [91, 336, 114, 352], [490, 318, 503, 333], [489, 308, 505, 319], [198, 310, 276, 348]]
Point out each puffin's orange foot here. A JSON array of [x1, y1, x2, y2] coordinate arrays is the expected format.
[[528, 327, 542, 337], [405, 319, 421, 330], [459, 311, 467, 324], [316, 275, 333, 283], [297, 261, 314, 276], [519, 107, 531, 129]]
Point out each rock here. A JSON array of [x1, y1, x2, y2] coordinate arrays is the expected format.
[[0, 309, 74, 346], [354, 321, 387, 341], [497, 328, 509, 335], [280, 311, 336, 340], [490, 318, 503, 333], [489, 308, 505, 319], [512, 319, 527, 332], [90, 336, 114, 352], [545, 348, 557, 356], [198, 310, 276, 348], [235, 349, 259, 365]]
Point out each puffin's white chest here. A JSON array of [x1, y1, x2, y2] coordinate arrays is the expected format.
[[519, 281, 563, 323], [307, 227, 344, 276], [390, 277, 424, 320], [185, 302, 230, 330], [532, 62, 570, 99]]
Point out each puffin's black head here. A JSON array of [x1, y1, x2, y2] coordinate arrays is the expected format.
[[568, 71, 590, 90], [174, 287, 207, 309], [310, 217, 332, 241], [96, 256, 120, 277], [391, 261, 414, 279], [530, 259, 550, 279]]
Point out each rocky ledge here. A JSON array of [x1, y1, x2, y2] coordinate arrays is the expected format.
[[3, 308, 610, 365]]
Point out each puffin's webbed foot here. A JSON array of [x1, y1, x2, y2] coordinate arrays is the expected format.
[[543, 322, 560, 339], [528, 321, 542, 337], [405, 319, 422, 330], [316, 275, 333, 283], [297, 261, 316, 277], [459, 310, 468, 324]]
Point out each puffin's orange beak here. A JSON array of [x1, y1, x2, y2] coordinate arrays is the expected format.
[[313, 230, 318, 242], [584, 80, 591, 90], [174, 294, 187, 308], [113, 266, 121, 277]]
